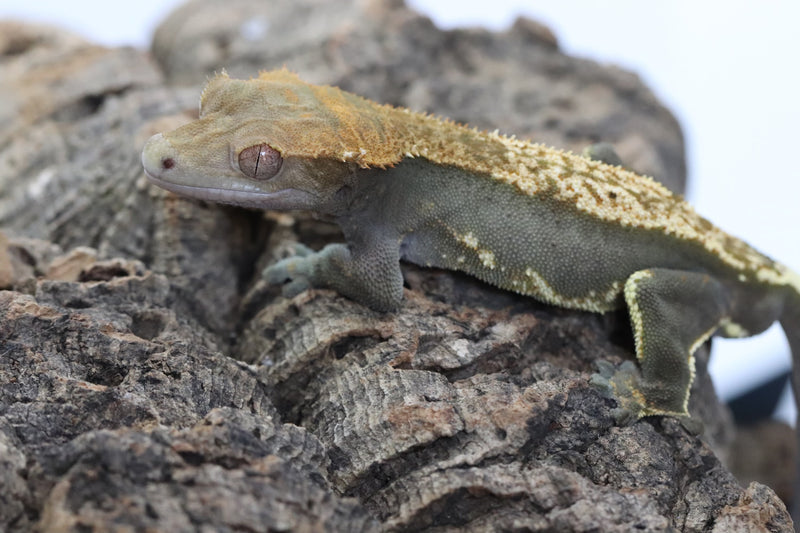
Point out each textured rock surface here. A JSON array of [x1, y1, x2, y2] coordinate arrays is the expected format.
[[0, 239, 375, 532], [0, 0, 792, 531]]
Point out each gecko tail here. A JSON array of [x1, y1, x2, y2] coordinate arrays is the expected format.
[[779, 287, 800, 530]]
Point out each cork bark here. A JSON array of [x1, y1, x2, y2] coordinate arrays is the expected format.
[[0, 1, 791, 531]]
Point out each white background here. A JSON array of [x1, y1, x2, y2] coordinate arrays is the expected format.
[[2, 0, 799, 421]]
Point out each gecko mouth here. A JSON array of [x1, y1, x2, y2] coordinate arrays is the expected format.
[[144, 171, 316, 210]]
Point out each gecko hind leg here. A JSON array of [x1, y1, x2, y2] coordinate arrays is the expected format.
[[592, 268, 732, 424]]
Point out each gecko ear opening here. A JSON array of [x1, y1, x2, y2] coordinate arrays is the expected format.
[[238, 144, 283, 180]]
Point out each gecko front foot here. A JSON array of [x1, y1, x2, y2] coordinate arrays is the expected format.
[[262, 243, 317, 297]]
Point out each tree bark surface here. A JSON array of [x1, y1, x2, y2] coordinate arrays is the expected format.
[[0, 2, 791, 531]]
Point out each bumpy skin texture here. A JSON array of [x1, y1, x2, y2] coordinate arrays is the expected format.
[[141, 69, 800, 425]]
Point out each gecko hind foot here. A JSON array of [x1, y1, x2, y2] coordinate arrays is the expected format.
[[590, 360, 641, 425], [590, 360, 701, 433]]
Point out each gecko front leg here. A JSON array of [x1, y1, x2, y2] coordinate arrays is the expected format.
[[263, 228, 404, 312]]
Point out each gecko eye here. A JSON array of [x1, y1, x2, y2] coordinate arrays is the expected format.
[[238, 144, 283, 180]]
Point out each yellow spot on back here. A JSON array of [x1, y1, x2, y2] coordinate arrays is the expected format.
[[459, 232, 479, 249], [479, 250, 496, 269]]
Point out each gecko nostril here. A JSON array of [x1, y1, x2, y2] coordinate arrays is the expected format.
[[162, 158, 175, 170]]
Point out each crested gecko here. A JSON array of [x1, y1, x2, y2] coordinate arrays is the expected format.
[[141, 69, 800, 442]]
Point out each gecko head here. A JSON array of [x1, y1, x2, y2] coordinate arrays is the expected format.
[[141, 70, 386, 212]]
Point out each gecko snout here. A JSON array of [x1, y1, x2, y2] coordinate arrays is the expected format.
[[141, 133, 176, 180]]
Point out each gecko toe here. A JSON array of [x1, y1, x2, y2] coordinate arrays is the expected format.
[[262, 261, 292, 285], [263, 252, 316, 297], [282, 279, 312, 298]]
